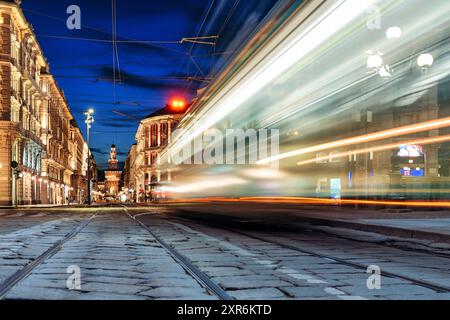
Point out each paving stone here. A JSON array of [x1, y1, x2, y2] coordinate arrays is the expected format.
[[230, 288, 286, 300], [138, 287, 211, 299], [280, 286, 344, 299], [201, 267, 256, 277], [211, 275, 292, 290]]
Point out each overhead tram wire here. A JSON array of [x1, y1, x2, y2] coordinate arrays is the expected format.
[[179, 0, 217, 94], [63, 92, 166, 102], [50, 75, 212, 87], [114, 0, 122, 88], [35, 34, 185, 45], [35, 35, 236, 59], [211, 0, 241, 75], [26, 6, 221, 81], [23, 8, 186, 55], [112, 0, 119, 101]]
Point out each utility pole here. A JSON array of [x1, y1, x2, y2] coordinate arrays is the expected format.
[[84, 108, 94, 205]]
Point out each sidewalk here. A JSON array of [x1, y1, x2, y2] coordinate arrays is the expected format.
[[0, 203, 99, 209], [287, 209, 450, 243], [162, 200, 450, 244]]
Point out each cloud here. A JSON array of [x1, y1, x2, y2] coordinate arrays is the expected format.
[[96, 66, 198, 92], [90, 147, 108, 156]]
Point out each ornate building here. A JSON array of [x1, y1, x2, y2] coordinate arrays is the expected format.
[[104, 144, 122, 197], [0, 0, 92, 205], [123, 143, 137, 201], [130, 103, 188, 202]]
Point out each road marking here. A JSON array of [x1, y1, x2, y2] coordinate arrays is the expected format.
[[278, 267, 298, 274], [338, 295, 368, 300], [324, 287, 345, 295], [308, 279, 327, 284]]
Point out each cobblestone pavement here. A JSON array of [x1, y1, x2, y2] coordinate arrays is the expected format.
[[137, 211, 450, 300], [0, 209, 92, 285], [1, 208, 212, 300], [1, 207, 450, 300]]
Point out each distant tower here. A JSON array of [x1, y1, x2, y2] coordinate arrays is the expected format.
[[104, 144, 122, 197], [108, 144, 119, 170]]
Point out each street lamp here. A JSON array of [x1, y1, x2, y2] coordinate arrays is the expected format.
[[84, 108, 95, 205], [417, 53, 434, 71]]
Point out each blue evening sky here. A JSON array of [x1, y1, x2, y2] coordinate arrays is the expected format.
[[21, 0, 278, 169]]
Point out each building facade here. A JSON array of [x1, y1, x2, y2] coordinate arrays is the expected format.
[[123, 143, 137, 201], [0, 0, 92, 205], [130, 104, 187, 202]]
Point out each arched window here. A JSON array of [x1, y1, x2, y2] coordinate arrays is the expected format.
[[151, 124, 158, 147], [23, 144, 28, 166], [150, 153, 158, 165], [161, 123, 168, 145]]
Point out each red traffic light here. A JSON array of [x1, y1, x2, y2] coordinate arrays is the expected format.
[[170, 98, 186, 109]]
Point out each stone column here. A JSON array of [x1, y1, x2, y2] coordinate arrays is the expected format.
[[0, 10, 12, 121], [148, 125, 153, 147], [0, 129, 12, 205], [157, 123, 161, 146], [168, 120, 172, 144]]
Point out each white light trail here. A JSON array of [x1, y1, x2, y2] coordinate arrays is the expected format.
[[257, 116, 450, 165], [167, 0, 377, 161]]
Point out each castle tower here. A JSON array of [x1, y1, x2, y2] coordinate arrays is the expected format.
[[104, 144, 122, 197], [108, 144, 119, 170]]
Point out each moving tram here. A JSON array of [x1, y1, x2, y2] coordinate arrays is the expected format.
[[158, 0, 450, 203]]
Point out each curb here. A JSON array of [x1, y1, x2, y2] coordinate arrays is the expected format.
[[295, 216, 450, 244], [174, 207, 450, 244]]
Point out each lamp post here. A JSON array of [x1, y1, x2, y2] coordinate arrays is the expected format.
[[84, 108, 94, 205]]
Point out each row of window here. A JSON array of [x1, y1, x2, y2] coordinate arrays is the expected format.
[[144, 121, 179, 148], [22, 142, 41, 172], [144, 153, 159, 166]]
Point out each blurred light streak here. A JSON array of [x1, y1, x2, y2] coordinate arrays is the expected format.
[[166, 177, 246, 193], [165, 0, 376, 162], [241, 168, 287, 179], [296, 134, 450, 166], [257, 116, 450, 165], [160, 197, 450, 208]]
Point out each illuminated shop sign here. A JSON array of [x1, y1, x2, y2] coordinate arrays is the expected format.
[[330, 178, 341, 199], [400, 167, 424, 177], [397, 145, 423, 157]]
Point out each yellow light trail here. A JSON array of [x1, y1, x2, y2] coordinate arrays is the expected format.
[[257, 116, 450, 165], [296, 134, 450, 166], [160, 197, 450, 208]]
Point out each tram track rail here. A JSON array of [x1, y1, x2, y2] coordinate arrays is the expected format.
[[167, 213, 450, 294], [0, 212, 98, 300], [123, 206, 233, 300], [167, 208, 450, 257]]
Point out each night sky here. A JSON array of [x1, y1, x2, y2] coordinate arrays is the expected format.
[[20, 0, 279, 170]]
